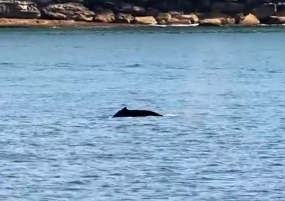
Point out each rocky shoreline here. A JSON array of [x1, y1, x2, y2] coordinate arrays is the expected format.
[[0, 1, 285, 28], [0, 18, 150, 28]]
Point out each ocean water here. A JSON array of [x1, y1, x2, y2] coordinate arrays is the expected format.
[[1, 26, 285, 200]]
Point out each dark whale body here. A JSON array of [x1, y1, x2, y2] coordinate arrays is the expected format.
[[112, 107, 163, 118]]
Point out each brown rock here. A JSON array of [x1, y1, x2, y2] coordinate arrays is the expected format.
[[219, 18, 236, 25], [177, 14, 194, 20], [166, 19, 191, 25], [239, 13, 260, 26], [42, 3, 94, 22], [157, 19, 166, 25], [134, 16, 157, 25], [76, 13, 93, 22], [155, 13, 171, 22], [94, 10, 115, 23], [234, 13, 243, 22], [0, 1, 41, 18], [199, 18, 222, 26], [166, 18, 179, 24], [114, 13, 134, 23], [197, 12, 228, 20], [252, 3, 277, 20], [224, 17, 236, 25], [211, 2, 244, 14], [169, 11, 183, 17], [198, 12, 235, 26], [175, 14, 199, 23]]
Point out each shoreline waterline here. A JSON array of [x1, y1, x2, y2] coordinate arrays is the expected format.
[[0, 18, 284, 29]]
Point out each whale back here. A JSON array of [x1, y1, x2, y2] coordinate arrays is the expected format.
[[112, 107, 128, 117], [127, 109, 162, 117], [112, 107, 162, 118]]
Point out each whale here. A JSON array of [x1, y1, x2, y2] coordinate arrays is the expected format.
[[112, 107, 163, 118]]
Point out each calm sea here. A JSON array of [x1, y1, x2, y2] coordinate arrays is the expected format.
[[1, 26, 285, 200]]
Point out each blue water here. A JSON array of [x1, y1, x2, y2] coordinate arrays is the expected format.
[[1, 27, 285, 200]]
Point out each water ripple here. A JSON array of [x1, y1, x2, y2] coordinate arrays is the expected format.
[[1, 27, 285, 200]]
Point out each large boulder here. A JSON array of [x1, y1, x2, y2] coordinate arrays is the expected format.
[[166, 18, 191, 25], [198, 12, 235, 26], [42, 3, 95, 22], [94, 9, 115, 23], [224, 17, 236, 25], [134, 16, 157, 25], [252, 3, 277, 20], [211, 2, 244, 15], [155, 13, 199, 24], [238, 13, 260, 26], [199, 18, 222, 26], [0, 1, 41, 18], [174, 14, 199, 24], [157, 19, 166, 25], [198, 12, 236, 26], [114, 13, 134, 23], [165, 18, 179, 24], [155, 13, 171, 22]]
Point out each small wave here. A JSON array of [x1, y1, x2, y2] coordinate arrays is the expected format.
[[163, 114, 178, 117], [107, 114, 178, 118], [125, 63, 142, 68], [0, 62, 14, 67], [259, 23, 285, 26], [151, 23, 199, 28]]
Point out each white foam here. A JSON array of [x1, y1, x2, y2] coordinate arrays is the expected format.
[[151, 23, 199, 27], [163, 114, 178, 117]]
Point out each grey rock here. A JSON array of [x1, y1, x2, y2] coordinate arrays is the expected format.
[[0, 1, 41, 18], [42, 2, 95, 21]]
